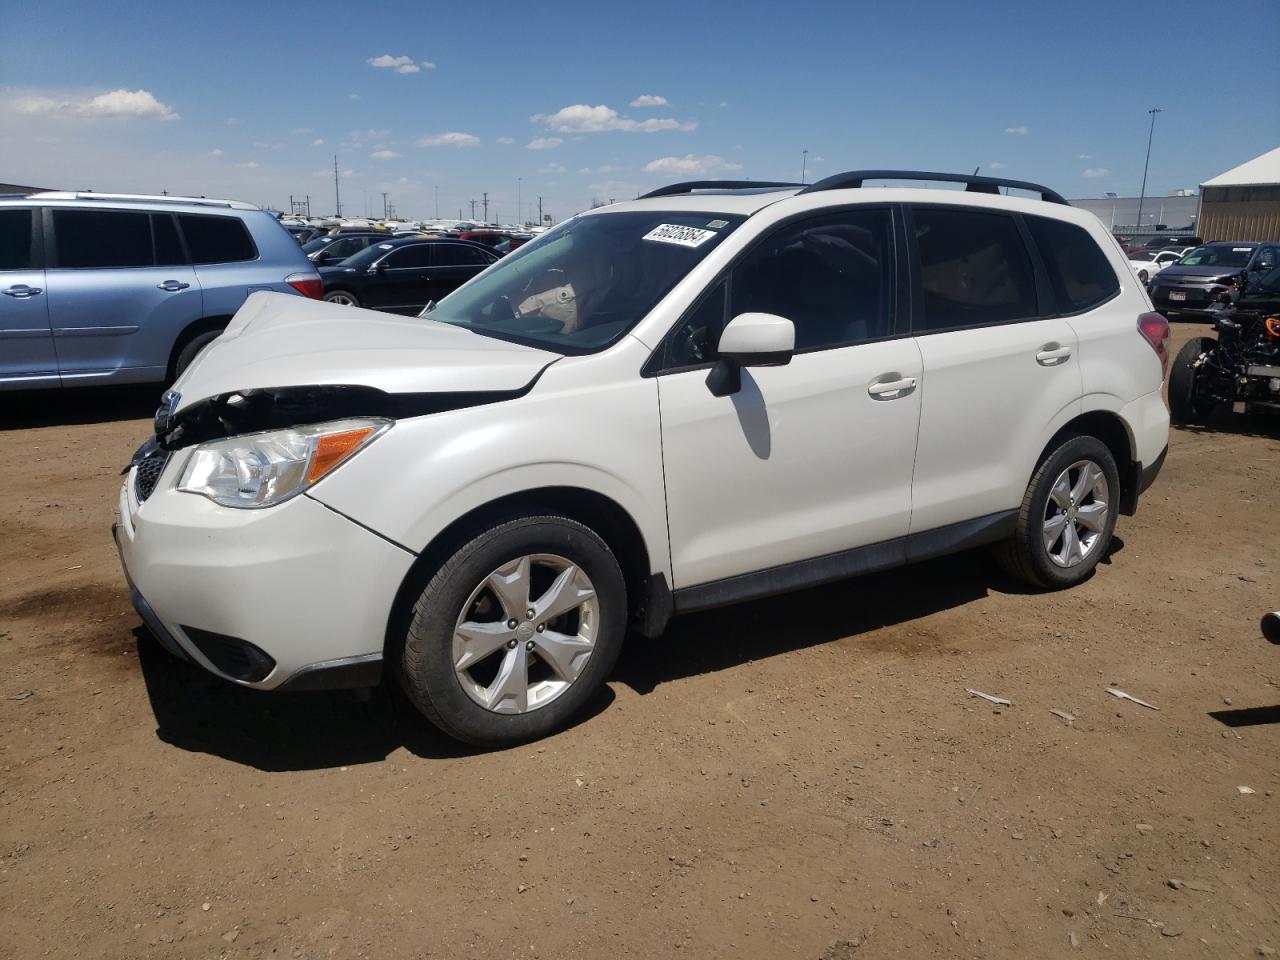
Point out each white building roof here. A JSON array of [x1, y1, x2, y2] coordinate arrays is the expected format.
[[1202, 146, 1280, 187]]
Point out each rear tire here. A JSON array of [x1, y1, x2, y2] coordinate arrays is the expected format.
[[324, 289, 361, 307], [994, 434, 1120, 590], [398, 514, 627, 748], [1168, 336, 1218, 425], [172, 329, 223, 381]]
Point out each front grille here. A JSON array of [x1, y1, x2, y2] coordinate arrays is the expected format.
[[134, 451, 171, 503]]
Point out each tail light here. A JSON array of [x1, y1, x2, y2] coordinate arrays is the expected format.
[[285, 273, 324, 300], [1138, 311, 1170, 377]]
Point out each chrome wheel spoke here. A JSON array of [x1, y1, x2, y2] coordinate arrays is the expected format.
[[454, 620, 514, 670], [484, 645, 529, 713], [533, 629, 593, 683], [1072, 463, 1102, 502], [1049, 476, 1072, 510], [486, 556, 531, 621], [1042, 512, 1068, 552], [534, 564, 595, 623], [1075, 501, 1107, 533]]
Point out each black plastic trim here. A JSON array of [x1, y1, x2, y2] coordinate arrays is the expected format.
[[673, 510, 1017, 614], [799, 170, 1067, 205], [277, 653, 383, 691], [183, 626, 277, 683], [1138, 445, 1168, 497], [128, 585, 194, 663]]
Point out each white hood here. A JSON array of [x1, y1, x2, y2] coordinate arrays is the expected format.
[[173, 292, 559, 412]]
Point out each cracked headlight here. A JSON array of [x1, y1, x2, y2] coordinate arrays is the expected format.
[[177, 418, 390, 509]]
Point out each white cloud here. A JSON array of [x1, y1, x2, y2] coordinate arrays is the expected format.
[[496, 136, 515, 145], [368, 54, 426, 74], [813, 156, 825, 164], [226, 116, 238, 125], [347, 93, 361, 101], [209, 148, 223, 158], [1078, 153, 1093, 160], [578, 167, 592, 175], [630, 94, 668, 108], [719, 101, 729, 108], [1082, 167, 1111, 178], [644, 154, 743, 176], [370, 149, 400, 160], [538, 162, 566, 174], [310, 138, 324, 147], [313, 167, 355, 179], [236, 161, 259, 169], [532, 103, 697, 134], [12, 88, 179, 121], [253, 140, 283, 150], [527, 136, 563, 150], [987, 161, 1006, 170], [1005, 126, 1029, 135], [416, 131, 480, 147], [291, 127, 312, 135]]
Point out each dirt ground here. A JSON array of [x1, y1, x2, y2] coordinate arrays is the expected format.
[[1, 322, 1277, 959]]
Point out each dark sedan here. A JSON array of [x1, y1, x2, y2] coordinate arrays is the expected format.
[[301, 231, 388, 266], [318, 237, 498, 313], [1148, 241, 1280, 320]]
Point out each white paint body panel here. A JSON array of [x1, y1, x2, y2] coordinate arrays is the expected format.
[[659, 339, 923, 587]]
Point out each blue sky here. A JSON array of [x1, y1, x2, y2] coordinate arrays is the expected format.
[[3, 0, 1277, 221]]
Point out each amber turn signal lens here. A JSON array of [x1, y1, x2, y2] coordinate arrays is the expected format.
[[1266, 316, 1280, 341], [308, 426, 376, 483]]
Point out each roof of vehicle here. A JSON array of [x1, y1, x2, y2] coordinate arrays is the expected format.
[[364, 236, 497, 250], [12, 191, 260, 211], [1201, 240, 1259, 246]]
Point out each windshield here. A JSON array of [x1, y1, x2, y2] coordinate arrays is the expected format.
[[338, 241, 400, 270], [301, 236, 338, 254], [1258, 265, 1280, 291], [429, 211, 745, 354], [1178, 245, 1254, 267]]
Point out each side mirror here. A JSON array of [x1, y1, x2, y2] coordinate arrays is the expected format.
[[706, 312, 795, 397]]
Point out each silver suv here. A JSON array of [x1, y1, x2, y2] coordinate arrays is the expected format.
[[0, 192, 320, 390]]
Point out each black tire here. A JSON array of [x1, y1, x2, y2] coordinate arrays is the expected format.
[[172, 329, 223, 380], [993, 434, 1120, 590], [1137, 269, 1149, 284], [323, 289, 361, 307], [1168, 336, 1218, 425], [399, 514, 627, 747]]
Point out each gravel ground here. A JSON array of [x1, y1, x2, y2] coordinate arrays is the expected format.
[[1, 322, 1277, 959]]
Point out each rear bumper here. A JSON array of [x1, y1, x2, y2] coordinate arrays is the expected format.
[[1139, 445, 1168, 496]]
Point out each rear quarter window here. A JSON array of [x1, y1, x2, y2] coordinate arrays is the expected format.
[[0, 209, 34, 270], [1025, 216, 1119, 313], [178, 214, 257, 264]]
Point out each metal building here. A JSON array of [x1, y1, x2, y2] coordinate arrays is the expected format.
[[1197, 146, 1280, 242]]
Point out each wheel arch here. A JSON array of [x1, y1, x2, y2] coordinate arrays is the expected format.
[[1036, 409, 1139, 516], [383, 486, 668, 666], [167, 314, 234, 382]]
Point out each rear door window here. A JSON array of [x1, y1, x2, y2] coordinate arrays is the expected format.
[[0, 209, 34, 270], [53, 209, 154, 268], [385, 245, 432, 268], [1025, 215, 1120, 313], [910, 207, 1038, 331], [152, 214, 186, 266], [435, 244, 493, 266], [177, 214, 257, 264]]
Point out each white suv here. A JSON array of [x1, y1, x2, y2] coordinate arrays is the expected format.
[[114, 170, 1171, 747]]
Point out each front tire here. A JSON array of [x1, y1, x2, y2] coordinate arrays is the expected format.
[[994, 434, 1120, 589], [172, 328, 223, 381], [399, 514, 627, 747], [1168, 336, 1218, 425]]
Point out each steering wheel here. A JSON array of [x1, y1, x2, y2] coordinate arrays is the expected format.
[[495, 294, 517, 323]]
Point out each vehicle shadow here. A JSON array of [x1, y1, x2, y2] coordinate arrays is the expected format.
[[615, 550, 1030, 695], [135, 630, 614, 771], [1173, 407, 1280, 440], [0, 384, 162, 430]]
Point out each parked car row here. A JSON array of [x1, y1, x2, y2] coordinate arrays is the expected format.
[[1148, 241, 1280, 321]]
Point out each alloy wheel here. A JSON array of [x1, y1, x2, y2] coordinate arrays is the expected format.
[[452, 554, 599, 714], [1042, 459, 1110, 568]]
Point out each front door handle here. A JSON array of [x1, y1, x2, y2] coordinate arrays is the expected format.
[[1036, 343, 1072, 366], [868, 374, 918, 400], [156, 280, 191, 292], [3, 284, 42, 298]]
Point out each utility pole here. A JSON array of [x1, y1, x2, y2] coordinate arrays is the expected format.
[[289, 194, 294, 215], [538, 196, 543, 224], [516, 177, 522, 226], [305, 194, 311, 218], [469, 199, 477, 219], [333, 155, 342, 217], [482, 192, 489, 223], [1135, 107, 1161, 236], [801, 149, 809, 184], [434, 185, 439, 219], [381, 192, 388, 220]]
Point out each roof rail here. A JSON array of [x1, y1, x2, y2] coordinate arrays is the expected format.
[[797, 170, 1068, 205], [27, 191, 259, 210], [638, 180, 803, 199]]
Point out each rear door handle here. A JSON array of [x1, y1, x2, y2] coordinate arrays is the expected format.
[[3, 284, 42, 298], [868, 374, 917, 400], [156, 280, 190, 292], [1036, 343, 1072, 366]]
